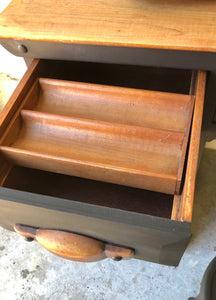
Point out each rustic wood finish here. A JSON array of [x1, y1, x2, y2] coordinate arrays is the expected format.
[[35, 78, 193, 132], [0, 75, 194, 194], [0, 0, 215, 52], [14, 224, 134, 262], [0, 59, 208, 265], [171, 71, 207, 222], [179, 71, 207, 222]]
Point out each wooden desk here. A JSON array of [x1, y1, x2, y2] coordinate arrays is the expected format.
[[0, 0, 215, 266], [0, 0, 215, 52]]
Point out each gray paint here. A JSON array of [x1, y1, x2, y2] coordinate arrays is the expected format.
[[0, 187, 190, 266], [1, 39, 216, 70]]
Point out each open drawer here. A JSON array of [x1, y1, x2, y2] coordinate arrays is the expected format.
[[0, 59, 206, 266]]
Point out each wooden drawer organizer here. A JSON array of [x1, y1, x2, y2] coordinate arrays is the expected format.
[[0, 59, 206, 265], [0, 74, 194, 195]]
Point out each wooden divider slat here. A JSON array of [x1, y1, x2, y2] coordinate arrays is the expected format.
[[0, 109, 184, 194], [34, 78, 193, 132]]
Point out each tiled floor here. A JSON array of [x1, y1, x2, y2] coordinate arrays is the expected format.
[[0, 45, 216, 300]]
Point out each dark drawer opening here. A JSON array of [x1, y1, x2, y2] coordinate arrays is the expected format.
[[3, 165, 173, 219], [45, 60, 192, 94]]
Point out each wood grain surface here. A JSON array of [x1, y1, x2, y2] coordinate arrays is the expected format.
[[0, 77, 194, 194], [0, 0, 215, 52], [171, 71, 207, 222], [14, 224, 134, 262], [179, 71, 207, 222], [0, 111, 181, 194], [35, 78, 193, 132]]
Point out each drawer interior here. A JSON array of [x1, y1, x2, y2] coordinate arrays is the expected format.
[[3, 166, 173, 219], [37, 60, 193, 93], [0, 77, 193, 194], [0, 60, 206, 222]]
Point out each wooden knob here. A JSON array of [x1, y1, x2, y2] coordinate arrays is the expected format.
[[14, 224, 134, 262]]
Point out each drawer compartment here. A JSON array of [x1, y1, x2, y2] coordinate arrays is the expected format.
[[0, 65, 194, 194], [0, 59, 206, 265]]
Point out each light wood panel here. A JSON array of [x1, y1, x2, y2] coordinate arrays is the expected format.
[[179, 71, 207, 222], [171, 71, 207, 222], [0, 0, 215, 52]]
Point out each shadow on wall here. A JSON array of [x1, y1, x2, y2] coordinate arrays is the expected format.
[[191, 145, 216, 241]]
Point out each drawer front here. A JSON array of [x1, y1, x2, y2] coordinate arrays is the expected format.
[[0, 187, 190, 266], [0, 59, 206, 266]]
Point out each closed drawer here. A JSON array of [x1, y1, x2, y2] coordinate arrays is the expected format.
[[0, 59, 206, 266]]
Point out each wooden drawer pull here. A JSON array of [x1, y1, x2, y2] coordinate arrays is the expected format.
[[14, 224, 134, 262]]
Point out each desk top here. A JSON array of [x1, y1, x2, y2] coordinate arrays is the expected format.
[[0, 0, 215, 52]]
